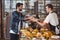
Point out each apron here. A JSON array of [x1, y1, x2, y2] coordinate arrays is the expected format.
[[49, 23, 56, 33], [49, 23, 60, 35]]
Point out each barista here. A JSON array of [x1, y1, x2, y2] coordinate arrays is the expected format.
[[29, 4, 59, 34]]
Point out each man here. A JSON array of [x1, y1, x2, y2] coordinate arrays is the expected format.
[[10, 3, 24, 40], [30, 4, 59, 34]]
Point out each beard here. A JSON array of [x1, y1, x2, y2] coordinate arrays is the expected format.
[[19, 9, 22, 11]]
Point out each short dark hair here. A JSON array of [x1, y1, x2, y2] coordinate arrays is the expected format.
[[16, 3, 23, 9], [46, 4, 53, 9]]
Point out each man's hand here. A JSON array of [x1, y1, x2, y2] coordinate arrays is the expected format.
[[24, 16, 38, 22], [30, 17, 38, 22], [24, 16, 33, 21]]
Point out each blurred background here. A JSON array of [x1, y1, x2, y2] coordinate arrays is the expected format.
[[0, 0, 60, 40]]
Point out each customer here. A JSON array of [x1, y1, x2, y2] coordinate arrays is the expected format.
[[10, 3, 24, 40]]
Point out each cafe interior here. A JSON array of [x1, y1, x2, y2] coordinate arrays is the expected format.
[[0, 0, 60, 40]]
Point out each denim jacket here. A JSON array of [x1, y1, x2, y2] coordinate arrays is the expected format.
[[10, 11, 24, 33]]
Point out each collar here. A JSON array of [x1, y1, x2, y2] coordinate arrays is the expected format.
[[49, 11, 53, 15], [49, 11, 53, 14]]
